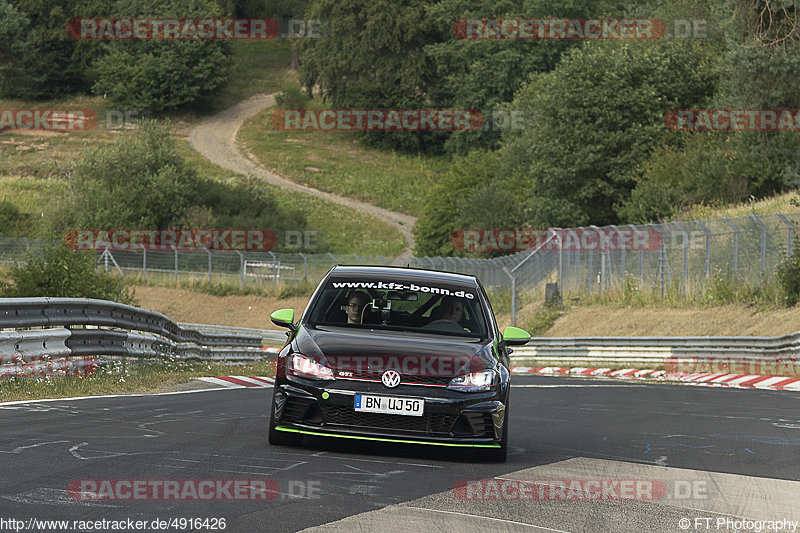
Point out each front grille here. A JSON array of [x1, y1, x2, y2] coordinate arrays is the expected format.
[[320, 404, 456, 435], [337, 369, 451, 387]]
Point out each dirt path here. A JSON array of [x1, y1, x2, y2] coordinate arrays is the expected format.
[[187, 93, 417, 257]]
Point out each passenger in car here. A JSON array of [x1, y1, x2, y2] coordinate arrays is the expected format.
[[343, 291, 371, 324]]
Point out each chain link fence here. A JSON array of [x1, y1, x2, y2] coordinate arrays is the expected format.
[[1, 212, 798, 325]]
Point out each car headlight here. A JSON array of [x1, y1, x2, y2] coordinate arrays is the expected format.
[[287, 354, 335, 380], [447, 369, 496, 391]]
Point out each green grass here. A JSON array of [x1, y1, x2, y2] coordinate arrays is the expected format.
[[132, 274, 318, 299], [0, 357, 275, 403], [239, 99, 450, 217], [203, 40, 295, 113], [177, 140, 406, 255]]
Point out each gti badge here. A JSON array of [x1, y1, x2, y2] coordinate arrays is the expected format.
[[381, 370, 401, 388]]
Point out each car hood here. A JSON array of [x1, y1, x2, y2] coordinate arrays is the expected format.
[[293, 324, 496, 370]]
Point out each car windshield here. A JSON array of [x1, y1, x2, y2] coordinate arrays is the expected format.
[[306, 277, 488, 338]]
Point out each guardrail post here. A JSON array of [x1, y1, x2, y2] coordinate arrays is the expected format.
[[327, 252, 336, 267], [750, 214, 767, 280], [776, 212, 794, 257], [695, 220, 711, 278], [721, 216, 739, 274]]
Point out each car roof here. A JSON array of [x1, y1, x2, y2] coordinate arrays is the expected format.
[[329, 265, 479, 286]]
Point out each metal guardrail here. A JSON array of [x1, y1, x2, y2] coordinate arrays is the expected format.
[[0, 298, 273, 377], [510, 334, 800, 374], [178, 322, 288, 345]]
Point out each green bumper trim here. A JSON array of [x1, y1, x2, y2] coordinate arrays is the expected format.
[[275, 426, 500, 448]]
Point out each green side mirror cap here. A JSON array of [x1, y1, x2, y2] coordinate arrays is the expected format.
[[270, 309, 296, 330], [502, 326, 531, 346]]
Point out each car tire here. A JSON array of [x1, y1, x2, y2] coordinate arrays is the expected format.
[[268, 392, 302, 446]]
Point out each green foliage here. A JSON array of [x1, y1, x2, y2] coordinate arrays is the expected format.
[[0, 244, 135, 303], [505, 38, 718, 229], [298, 0, 443, 152], [423, 0, 627, 155], [0, 201, 29, 236], [777, 246, 800, 306], [5, 0, 85, 98], [92, 0, 231, 113], [50, 121, 308, 242], [523, 304, 563, 336], [65, 120, 197, 229], [413, 150, 500, 256], [0, 0, 41, 97], [275, 82, 311, 109]]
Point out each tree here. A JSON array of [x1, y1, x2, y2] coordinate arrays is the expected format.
[[492, 38, 718, 229], [423, 0, 628, 155], [92, 0, 231, 113], [0, 0, 41, 97], [298, 0, 442, 152]]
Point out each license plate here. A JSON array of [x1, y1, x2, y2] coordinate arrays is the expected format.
[[354, 394, 424, 417]]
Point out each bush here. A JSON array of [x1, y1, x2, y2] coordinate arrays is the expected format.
[[0, 244, 135, 304], [64, 120, 197, 230], [275, 82, 310, 109], [92, 0, 231, 112], [777, 249, 800, 306], [0, 201, 29, 236]]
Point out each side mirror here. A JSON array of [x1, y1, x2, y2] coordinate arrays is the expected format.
[[270, 309, 297, 332], [501, 326, 530, 346]]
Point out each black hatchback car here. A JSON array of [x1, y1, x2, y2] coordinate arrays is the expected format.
[[267, 265, 531, 462]]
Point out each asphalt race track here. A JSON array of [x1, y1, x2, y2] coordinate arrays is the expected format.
[[1, 376, 799, 532]]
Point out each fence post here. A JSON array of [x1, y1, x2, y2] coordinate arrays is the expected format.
[[236, 251, 244, 288], [327, 253, 337, 267], [721, 216, 739, 274], [206, 249, 212, 283], [695, 220, 711, 278], [298, 252, 308, 280], [776, 212, 794, 258], [172, 245, 178, 284], [503, 266, 516, 326], [138, 245, 146, 281], [673, 221, 689, 294], [631, 224, 643, 282], [750, 214, 767, 280]]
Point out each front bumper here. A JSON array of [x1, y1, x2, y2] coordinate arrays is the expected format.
[[271, 376, 507, 445]]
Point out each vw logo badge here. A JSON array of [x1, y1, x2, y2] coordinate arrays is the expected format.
[[381, 370, 401, 388]]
